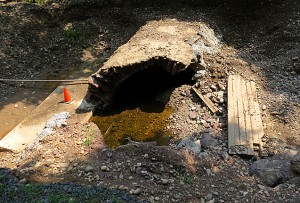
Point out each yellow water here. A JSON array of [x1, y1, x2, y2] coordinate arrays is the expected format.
[[90, 102, 173, 148]]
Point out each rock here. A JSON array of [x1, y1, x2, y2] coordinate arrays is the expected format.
[[262, 105, 267, 110], [191, 106, 197, 111], [289, 177, 300, 186], [250, 159, 292, 187], [84, 166, 94, 173], [189, 112, 197, 120], [161, 178, 168, 185], [177, 137, 201, 154], [221, 151, 229, 161], [200, 133, 218, 149], [291, 153, 300, 174], [206, 169, 212, 176], [19, 178, 27, 184], [154, 197, 160, 201], [206, 193, 213, 200], [257, 184, 265, 190], [60, 162, 70, 168], [14, 104, 18, 108], [210, 85, 217, 91], [143, 154, 149, 159], [132, 188, 141, 195], [101, 165, 108, 171]]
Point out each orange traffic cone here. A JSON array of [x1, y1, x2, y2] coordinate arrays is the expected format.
[[63, 87, 72, 104]]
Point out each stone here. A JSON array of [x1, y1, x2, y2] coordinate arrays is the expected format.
[[210, 85, 217, 91], [14, 104, 19, 108], [19, 178, 27, 184], [250, 159, 292, 187], [291, 153, 300, 174], [84, 166, 94, 173], [289, 177, 300, 186], [257, 184, 265, 190], [133, 188, 141, 195], [177, 137, 201, 154], [189, 112, 197, 120], [161, 178, 169, 185], [101, 165, 107, 171], [200, 133, 218, 149], [221, 151, 229, 161], [206, 169, 212, 176], [206, 193, 213, 200], [154, 197, 160, 201], [60, 162, 70, 168]]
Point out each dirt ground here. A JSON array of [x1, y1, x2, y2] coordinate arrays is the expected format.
[[0, 0, 300, 202]]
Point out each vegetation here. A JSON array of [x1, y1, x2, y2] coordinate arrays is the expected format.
[[25, 0, 47, 4], [48, 192, 80, 203], [63, 28, 83, 44], [182, 175, 194, 185], [83, 135, 94, 146]]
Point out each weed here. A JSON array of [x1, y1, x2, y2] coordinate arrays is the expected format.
[[63, 28, 82, 44], [109, 195, 125, 203], [0, 183, 4, 192], [182, 175, 194, 185], [25, 0, 47, 4], [49, 193, 79, 203], [83, 135, 94, 146], [0, 174, 6, 181], [24, 183, 42, 202]]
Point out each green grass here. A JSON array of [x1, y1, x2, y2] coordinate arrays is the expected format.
[[48, 193, 80, 203], [63, 28, 82, 44], [83, 135, 94, 146], [182, 175, 194, 185], [0, 174, 6, 193], [24, 183, 43, 202], [25, 0, 47, 4]]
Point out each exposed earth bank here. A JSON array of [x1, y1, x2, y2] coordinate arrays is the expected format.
[[0, 0, 300, 202]]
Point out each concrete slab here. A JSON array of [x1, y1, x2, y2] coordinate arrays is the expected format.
[[0, 83, 95, 152]]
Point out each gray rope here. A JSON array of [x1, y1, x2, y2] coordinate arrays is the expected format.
[[0, 78, 88, 82]]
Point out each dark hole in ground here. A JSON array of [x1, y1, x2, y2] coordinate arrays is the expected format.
[[108, 65, 195, 113], [91, 65, 195, 148]]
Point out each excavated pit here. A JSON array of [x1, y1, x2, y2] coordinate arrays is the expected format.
[[88, 19, 221, 147], [91, 65, 195, 148]]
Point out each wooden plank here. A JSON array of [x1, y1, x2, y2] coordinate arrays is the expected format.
[[228, 75, 264, 156], [243, 81, 255, 155], [250, 81, 264, 147], [246, 82, 257, 148], [228, 75, 244, 154], [248, 82, 260, 145], [192, 87, 219, 114], [227, 75, 235, 153], [236, 76, 248, 154], [232, 76, 241, 153]]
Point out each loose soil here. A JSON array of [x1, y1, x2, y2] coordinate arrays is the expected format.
[[0, 0, 299, 202]]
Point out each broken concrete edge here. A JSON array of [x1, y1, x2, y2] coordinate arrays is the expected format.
[[88, 56, 205, 105], [0, 85, 98, 152]]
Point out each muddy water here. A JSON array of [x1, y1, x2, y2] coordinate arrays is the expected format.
[[90, 102, 173, 148], [0, 67, 92, 140]]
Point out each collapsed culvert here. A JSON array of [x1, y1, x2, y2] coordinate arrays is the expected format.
[[88, 19, 221, 147]]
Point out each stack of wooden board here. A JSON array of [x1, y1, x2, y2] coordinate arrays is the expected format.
[[227, 75, 264, 156]]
